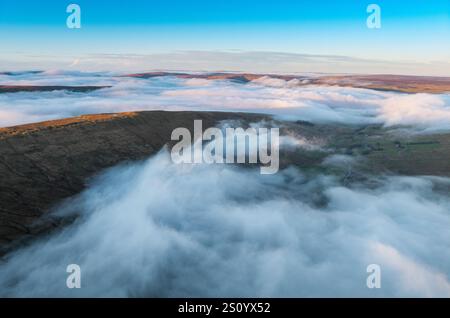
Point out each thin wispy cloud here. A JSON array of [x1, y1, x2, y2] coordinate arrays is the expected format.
[[2, 51, 450, 76]]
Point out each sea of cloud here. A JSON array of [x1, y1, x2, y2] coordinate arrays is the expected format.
[[0, 148, 449, 297], [1, 71, 450, 132], [1, 71, 450, 297]]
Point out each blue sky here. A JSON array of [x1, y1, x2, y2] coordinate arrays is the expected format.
[[0, 0, 449, 75]]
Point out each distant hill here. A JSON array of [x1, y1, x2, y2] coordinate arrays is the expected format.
[[125, 72, 450, 93]]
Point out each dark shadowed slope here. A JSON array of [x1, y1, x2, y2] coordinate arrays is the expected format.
[[0, 111, 267, 251]]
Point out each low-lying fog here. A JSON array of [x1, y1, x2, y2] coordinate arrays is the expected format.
[[0, 147, 449, 297], [0, 71, 449, 297], [1, 71, 450, 133]]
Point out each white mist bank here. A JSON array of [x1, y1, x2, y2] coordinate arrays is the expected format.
[[0, 149, 449, 297], [0, 72, 450, 132], [1, 72, 450, 297]]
